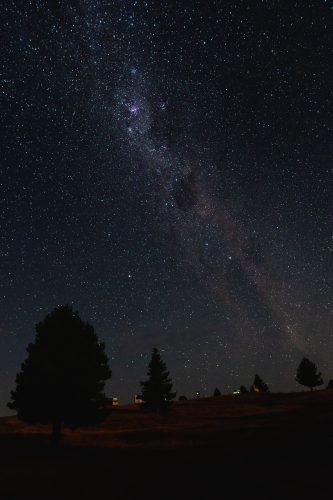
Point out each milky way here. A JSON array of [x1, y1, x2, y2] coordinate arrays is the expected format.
[[0, 1, 332, 410], [108, 65, 329, 358]]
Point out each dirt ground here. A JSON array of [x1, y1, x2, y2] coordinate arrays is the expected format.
[[0, 391, 332, 499]]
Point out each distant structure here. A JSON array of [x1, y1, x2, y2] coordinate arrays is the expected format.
[[233, 386, 248, 395], [108, 397, 119, 406], [134, 394, 143, 405], [250, 384, 260, 393]]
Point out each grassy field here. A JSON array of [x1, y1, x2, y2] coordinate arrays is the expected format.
[[0, 390, 332, 499]]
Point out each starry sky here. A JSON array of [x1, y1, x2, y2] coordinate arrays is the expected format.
[[0, 1, 332, 414]]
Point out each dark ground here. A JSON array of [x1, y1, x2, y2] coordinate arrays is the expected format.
[[0, 391, 332, 499]]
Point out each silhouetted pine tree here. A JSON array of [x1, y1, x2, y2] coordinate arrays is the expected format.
[[295, 358, 323, 391], [327, 380, 333, 389], [140, 348, 176, 411], [252, 374, 269, 392], [8, 305, 111, 444], [213, 387, 221, 397]]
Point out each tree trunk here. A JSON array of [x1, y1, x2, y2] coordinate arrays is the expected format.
[[51, 420, 62, 447]]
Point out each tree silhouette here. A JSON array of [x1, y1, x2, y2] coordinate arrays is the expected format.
[[8, 305, 111, 444], [239, 385, 248, 394], [251, 374, 269, 392], [327, 380, 333, 390], [296, 358, 323, 391], [140, 347, 176, 411], [213, 387, 221, 397]]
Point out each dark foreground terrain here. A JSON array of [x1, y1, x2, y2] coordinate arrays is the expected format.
[[0, 391, 332, 499]]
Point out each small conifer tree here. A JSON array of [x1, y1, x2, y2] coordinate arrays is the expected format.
[[252, 374, 269, 392], [213, 387, 221, 397], [140, 348, 176, 411]]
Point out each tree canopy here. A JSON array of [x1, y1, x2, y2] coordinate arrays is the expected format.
[[140, 347, 176, 411], [8, 305, 111, 443], [295, 358, 323, 391]]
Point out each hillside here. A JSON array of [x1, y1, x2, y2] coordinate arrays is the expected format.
[[0, 391, 332, 499]]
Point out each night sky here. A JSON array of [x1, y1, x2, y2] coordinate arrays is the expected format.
[[1, 1, 332, 414]]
